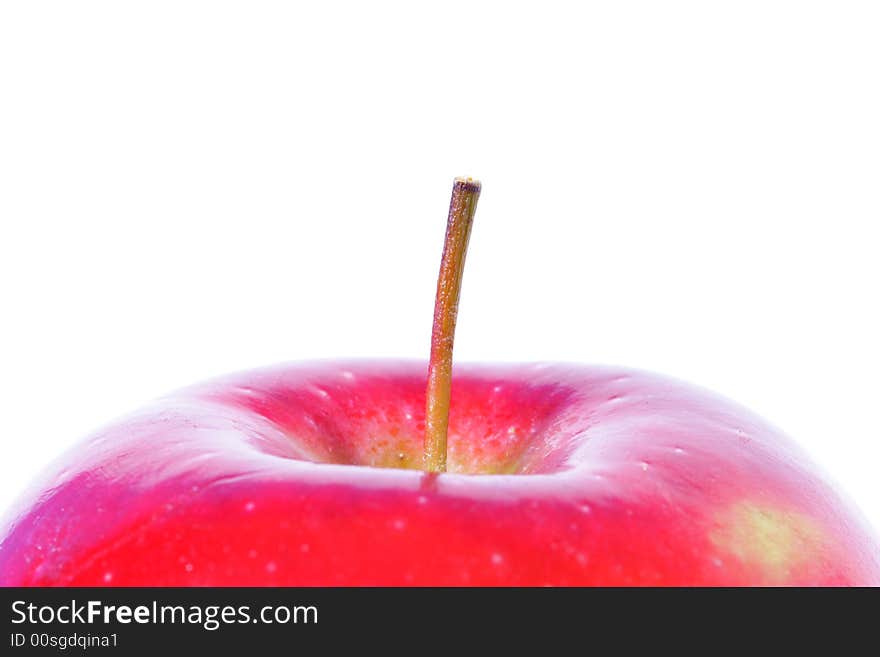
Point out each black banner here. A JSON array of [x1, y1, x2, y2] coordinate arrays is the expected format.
[[0, 587, 874, 653]]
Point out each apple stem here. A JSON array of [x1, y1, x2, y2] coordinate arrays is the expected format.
[[424, 177, 481, 473]]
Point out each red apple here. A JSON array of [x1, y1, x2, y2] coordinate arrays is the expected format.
[[1, 359, 879, 586], [1, 179, 878, 586]]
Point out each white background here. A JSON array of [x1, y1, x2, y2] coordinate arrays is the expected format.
[[1, 2, 878, 531]]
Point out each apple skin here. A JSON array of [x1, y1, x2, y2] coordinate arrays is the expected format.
[[1, 361, 878, 586]]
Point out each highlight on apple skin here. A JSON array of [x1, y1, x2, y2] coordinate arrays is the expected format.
[[1, 360, 878, 586]]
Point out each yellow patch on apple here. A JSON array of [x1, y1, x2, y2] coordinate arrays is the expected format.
[[711, 501, 826, 583]]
